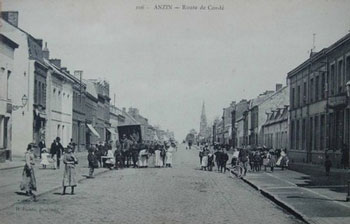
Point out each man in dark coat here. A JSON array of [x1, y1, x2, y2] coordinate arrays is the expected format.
[[50, 137, 64, 169], [120, 135, 130, 167]]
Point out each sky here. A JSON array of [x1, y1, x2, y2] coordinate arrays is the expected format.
[[2, 0, 350, 140]]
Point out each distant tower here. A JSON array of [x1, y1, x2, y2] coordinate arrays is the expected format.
[[199, 101, 208, 137]]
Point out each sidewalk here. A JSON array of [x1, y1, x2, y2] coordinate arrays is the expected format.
[[231, 167, 350, 224], [0, 151, 111, 211], [0, 151, 88, 170]]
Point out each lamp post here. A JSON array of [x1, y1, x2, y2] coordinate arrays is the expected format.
[[12, 94, 28, 111]]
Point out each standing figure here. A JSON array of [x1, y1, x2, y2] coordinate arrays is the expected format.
[[325, 154, 332, 176], [160, 145, 166, 167], [219, 149, 229, 173], [201, 147, 209, 171], [131, 142, 140, 168], [120, 135, 130, 168], [139, 146, 149, 168], [50, 137, 64, 169], [105, 146, 115, 170], [38, 137, 46, 159], [154, 143, 163, 168], [68, 138, 77, 153], [62, 146, 78, 195], [87, 147, 98, 178], [40, 148, 50, 169], [207, 153, 214, 171], [20, 144, 37, 199], [114, 141, 123, 169], [165, 143, 174, 168], [239, 148, 249, 176]]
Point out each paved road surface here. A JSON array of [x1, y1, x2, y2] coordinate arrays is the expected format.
[[0, 144, 302, 224]]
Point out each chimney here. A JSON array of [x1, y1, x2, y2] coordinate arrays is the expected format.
[[122, 107, 126, 113], [49, 59, 61, 68], [74, 70, 83, 80], [43, 42, 49, 60], [61, 67, 68, 73], [275, 83, 283, 92], [1, 11, 19, 27]]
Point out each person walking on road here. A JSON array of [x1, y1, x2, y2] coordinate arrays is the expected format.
[[20, 143, 37, 200], [239, 148, 249, 176], [87, 148, 98, 178], [219, 149, 229, 173], [50, 137, 64, 169], [62, 146, 78, 195]]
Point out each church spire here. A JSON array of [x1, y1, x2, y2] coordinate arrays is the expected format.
[[200, 101, 207, 136]]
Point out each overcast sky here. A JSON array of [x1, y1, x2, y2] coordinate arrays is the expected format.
[[3, 0, 350, 140]]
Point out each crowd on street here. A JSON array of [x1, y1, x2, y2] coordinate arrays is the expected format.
[[19, 135, 177, 201], [196, 143, 290, 177]]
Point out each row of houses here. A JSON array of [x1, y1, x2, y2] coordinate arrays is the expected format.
[[211, 31, 350, 169], [0, 11, 172, 161]]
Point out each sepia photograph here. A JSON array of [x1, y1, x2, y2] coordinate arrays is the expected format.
[[1, 0, 350, 223]]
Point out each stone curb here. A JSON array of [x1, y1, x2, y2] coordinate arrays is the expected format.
[[229, 168, 310, 224], [0, 167, 112, 211]]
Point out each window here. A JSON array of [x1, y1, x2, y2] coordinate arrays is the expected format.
[[346, 56, 350, 82], [296, 120, 300, 149], [330, 64, 335, 95], [338, 60, 343, 93], [291, 120, 295, 149], [302, 119, 306, 150], [315, 75, 319, 101], [291, 88, 295, 109], [320, 115, 325, 150], [297, 85, 301, 107], [6, 71, 11, 99], [303, 82, 307, 104], [321, 72, 326, 99], [315, 115, 319, 151], [34, 80, 38, 103], [310, 117, 313, 151], [310, 78, 314, 103]]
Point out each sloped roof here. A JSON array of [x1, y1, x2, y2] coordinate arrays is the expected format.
[[84, 79, 98, 99]]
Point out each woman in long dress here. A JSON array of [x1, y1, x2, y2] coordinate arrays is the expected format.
[[165, 144, 175, 167], [105, 148, 115, 170], [201, 148, 209, 171], [20, 144, 37, 199], [139, 147, 149, 168], [154, 145, 163, 168], [62, 146, 78, 195]]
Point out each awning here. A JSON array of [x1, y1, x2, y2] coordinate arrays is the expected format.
[[106, 127, 117, 135], [86, 124, 100, 138]]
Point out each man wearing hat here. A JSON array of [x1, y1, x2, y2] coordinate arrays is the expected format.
[[50, 137, 64, 169]]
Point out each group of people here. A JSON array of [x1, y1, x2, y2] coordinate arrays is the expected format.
[[199, 143, 229, 173], [21, 140, 78, 200], [197, 143, 290, 177], [20, 136, 178, 200], [86, 135, 177, 178]]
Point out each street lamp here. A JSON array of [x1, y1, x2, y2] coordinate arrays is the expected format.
[[12, 94, 28, 111]]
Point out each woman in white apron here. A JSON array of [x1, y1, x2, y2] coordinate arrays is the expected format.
[[165, 145, 175, 167], [154, 146, 163, 168]]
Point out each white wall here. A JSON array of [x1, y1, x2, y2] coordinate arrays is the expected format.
[[46, 71, 73, 148], [2, 19, 35, 156]]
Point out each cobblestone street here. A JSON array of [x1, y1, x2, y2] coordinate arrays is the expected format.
[[0, 144, 302, 224]]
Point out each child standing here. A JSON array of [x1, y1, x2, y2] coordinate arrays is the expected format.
[[40, 148, 50, 169]]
